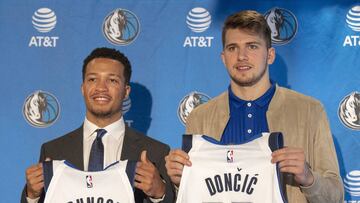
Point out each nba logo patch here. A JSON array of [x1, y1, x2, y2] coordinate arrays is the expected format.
[[227, 150, 234, 163], [86, 175, 93, 188]]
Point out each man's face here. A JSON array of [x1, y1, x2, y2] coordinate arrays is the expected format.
[[221, 28, 275, 87], [81, 58, 130, 122]]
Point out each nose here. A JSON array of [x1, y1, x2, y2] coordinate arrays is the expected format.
[[95, 79, 108, 91], [237, 47, 248, 61]]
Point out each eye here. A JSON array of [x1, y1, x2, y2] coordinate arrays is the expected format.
[[109, 78, 119, 84], [87, 77, 96, 82], [226, 46, 236, 52], [248, 44, 258, 50]]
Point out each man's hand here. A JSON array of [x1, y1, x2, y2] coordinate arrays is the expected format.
[[135, 151, 165, 198], [271, 147, 314, 187], [165, 149, 192, 186], [25, 163, 44, 199]]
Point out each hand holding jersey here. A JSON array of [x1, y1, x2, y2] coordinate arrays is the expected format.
[[165, 149, 192, 186], [135, 150, 166, 198], [271, 147, 314, 187], [25, 157, 51, 199], [25, 163, 44, 199]]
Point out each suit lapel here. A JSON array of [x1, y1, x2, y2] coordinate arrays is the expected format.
[[121, 126, 142, 161], [66, 126, 84, 170]]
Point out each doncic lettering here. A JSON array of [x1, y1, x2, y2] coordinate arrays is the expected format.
[[204, 172, 258, 196]]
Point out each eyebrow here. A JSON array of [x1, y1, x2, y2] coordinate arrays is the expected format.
[[225, 41, 262, 49], [85, 73, 121, 78]]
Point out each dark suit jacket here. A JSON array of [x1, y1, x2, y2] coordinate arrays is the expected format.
[[21, 125, 174, 203]]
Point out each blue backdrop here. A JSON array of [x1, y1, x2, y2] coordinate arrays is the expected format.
[[1, 0, 360, 202]]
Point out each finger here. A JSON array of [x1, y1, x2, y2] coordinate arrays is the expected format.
[[167, 161, 186, 171], [272, 147, 303, 156], [140, 150, 149, 164], [26, 165, 43, 180], [134, 181, 151, 194], [168, 151, 191, 166], [277, 159, 303, 169], [167, 168, 184, 177], [134, 173, 151, 185], [271, 152, 305, 163], [45, 157, 51, 161], [279, 166, 304, 175], [135, 164, 153, 178]]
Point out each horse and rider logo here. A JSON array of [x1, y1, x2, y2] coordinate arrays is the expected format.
[[178, 91, 210, 125], [102, 8, 140, 46], [264, 8, 298, 45], [23, 90, 60, 128]]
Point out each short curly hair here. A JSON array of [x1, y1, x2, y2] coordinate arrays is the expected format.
[[82, 47, 132, 84]]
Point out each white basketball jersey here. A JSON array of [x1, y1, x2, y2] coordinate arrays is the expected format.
[[176, 133, 287, 203], [43, 160, 135, 203]]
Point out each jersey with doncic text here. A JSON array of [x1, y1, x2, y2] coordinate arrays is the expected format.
[[43, 160, 136, 203], [176, 132, 287, 203]]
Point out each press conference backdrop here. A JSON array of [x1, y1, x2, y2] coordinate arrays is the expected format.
[[1, 0, 359, 202]]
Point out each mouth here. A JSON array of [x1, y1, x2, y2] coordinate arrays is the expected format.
[[234, 64, 252, 71], [91, 95, 111, 103]]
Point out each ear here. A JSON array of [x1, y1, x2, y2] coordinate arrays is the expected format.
[[267, 47, 276, 65], [124, 84, 131, 99], [81, 83, 84, 96], [221, 51, 226, 66]]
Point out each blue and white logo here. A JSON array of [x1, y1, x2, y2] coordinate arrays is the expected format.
[[32, 8, 57, 33], [338, 92, 360, 130], [186, 7, 211, 33], [103, 8, 140, 46], [346, 6, 360, 32], [23, 90, 60, 128], [178, 91, 210, 125], [122, 97, 131, 115], [264, 8, 298, 45], [344, 170, 360, 196]]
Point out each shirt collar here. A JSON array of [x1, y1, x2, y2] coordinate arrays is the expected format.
[[83, 117, 125, 141], [228, 81, 276, 108]]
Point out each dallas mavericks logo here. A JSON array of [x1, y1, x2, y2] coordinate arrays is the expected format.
[[346, 6, 360, 32], [86, 175, 93, 188], [186, 7, 211, 33], [102, 9, 140, 46], [178, 92, 210, 125], [227, 150, 234, 163], [264, 8, 298, 45], [122, 96, 131, 115], [338, 92, 360, 130], [23, 90, 60, 128], [32, 8, 57, 33], [344, 170, 360, 196]]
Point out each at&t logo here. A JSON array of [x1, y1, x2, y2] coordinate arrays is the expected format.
[[344, 170, 360, 201], [343, 5, 360, 47], [338, 92, 360, 130], [264, 7, 298, 45], [122, 96, 134, 127], [29, 8, 59, 48], [183, 7, 214, 48], [102, 9, 140, 46], [23, 90, 60, 128], [178, 91, 210, 125]]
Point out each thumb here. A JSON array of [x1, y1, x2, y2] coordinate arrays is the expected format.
[[140, 150, 149, 163], [45, 157, 51, 161]]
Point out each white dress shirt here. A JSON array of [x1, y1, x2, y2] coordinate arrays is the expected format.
[[83, 117, 125, 171]]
